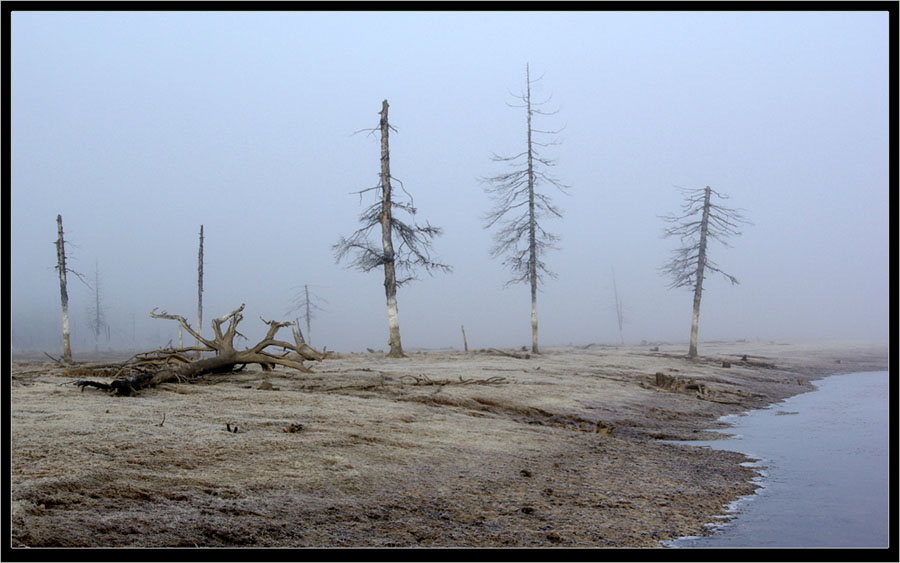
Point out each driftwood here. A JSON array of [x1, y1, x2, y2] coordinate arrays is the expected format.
[[74, 304, 324, 396], [487, 348, 531, 360], [399, 374, 508, 386]]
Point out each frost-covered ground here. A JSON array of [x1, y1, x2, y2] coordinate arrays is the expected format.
[[8, 340, 888, 549]]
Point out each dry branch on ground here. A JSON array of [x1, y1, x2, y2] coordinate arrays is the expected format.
[[399, 374, 508, 386], [72, 304, 325, 396]]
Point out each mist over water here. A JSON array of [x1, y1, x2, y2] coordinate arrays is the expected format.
[[668, 371, 890, 548]]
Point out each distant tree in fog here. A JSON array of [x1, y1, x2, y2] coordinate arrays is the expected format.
[[611, 266, 625, 345], [482, 63, 569, 354], [87, 260, 108, 352], [334, 100, 451, 357], [196, 225, 204, 359], [660, 185, 751, 359], [286, 283, 327, 346]]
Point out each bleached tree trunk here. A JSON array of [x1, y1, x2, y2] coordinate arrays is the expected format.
[[379, 101, 404, 358], [688, 186, 712, 359], [56, 215, 73, 363], [196, 225, 204, 359], [525, 65, 539, 354]]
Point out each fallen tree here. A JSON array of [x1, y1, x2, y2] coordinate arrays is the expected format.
[[74, 304, 325, 396]]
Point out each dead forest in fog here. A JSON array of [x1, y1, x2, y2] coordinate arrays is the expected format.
[[46, 65, 750, 390], [9, 11, 890, 550]]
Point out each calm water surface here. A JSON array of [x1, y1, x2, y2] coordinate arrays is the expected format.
[[667, 370, 890, 548]]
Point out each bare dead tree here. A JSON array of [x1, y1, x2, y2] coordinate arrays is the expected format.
[[196, 225, 204, 359], [660, 185, 751, 358], [483, 64, 569, 354], [55, 215, 73, 362], [87, 260, 108, 352], [286, 284, 327, 346], [73, 304, 325, 396], [54, 214, 88, 364], [334, 99, 451, 358], [611, 266, 625, 345]]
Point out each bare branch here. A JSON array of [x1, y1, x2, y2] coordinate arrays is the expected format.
[[150, 308, 216, 349]]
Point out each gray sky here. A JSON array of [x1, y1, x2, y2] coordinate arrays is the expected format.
[[8, 10, 891, 353]]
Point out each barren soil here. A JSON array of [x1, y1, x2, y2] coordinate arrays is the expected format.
[[7, 340, 889, 549]]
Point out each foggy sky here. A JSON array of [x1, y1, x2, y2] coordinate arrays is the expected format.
[[7, 10, 891, 354]]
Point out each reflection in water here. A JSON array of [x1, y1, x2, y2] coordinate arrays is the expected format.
[[666, 371, 889, 548]]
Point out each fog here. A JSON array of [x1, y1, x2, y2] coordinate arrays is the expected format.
[[7, 10, 891, 354]]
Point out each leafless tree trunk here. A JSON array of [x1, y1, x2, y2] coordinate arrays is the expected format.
[[661, 185, 751, 358], [527, 78, 538, 355], [334, 100, 450, 358], [287, 284, 327, 347], [196, 225, 204, 359], [688, 189, 711, 358], [303, 285, 312, 345], [88, 261, 106, 352], [55, 215, 73, 363], [611, 266, 625, 345], [483, 64, 569, 354], [377, 102, 404, 357]]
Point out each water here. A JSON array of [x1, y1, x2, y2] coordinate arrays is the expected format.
[[666, 370, 890, 548]]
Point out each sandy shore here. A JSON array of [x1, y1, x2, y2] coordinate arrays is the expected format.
[[7, 340, 889, 549]]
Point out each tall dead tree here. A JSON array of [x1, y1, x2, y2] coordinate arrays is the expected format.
[[334, 100, 450, 358], [55, 215, 73, 363], [483, 64, 569, 354], [661, 185, 751, 358], [54, 215, 88, 363], [196, 225, 204, 359]]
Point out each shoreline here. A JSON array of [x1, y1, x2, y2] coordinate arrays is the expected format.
[[664, 369, 890, 548], [8, 340, 890, 548]]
